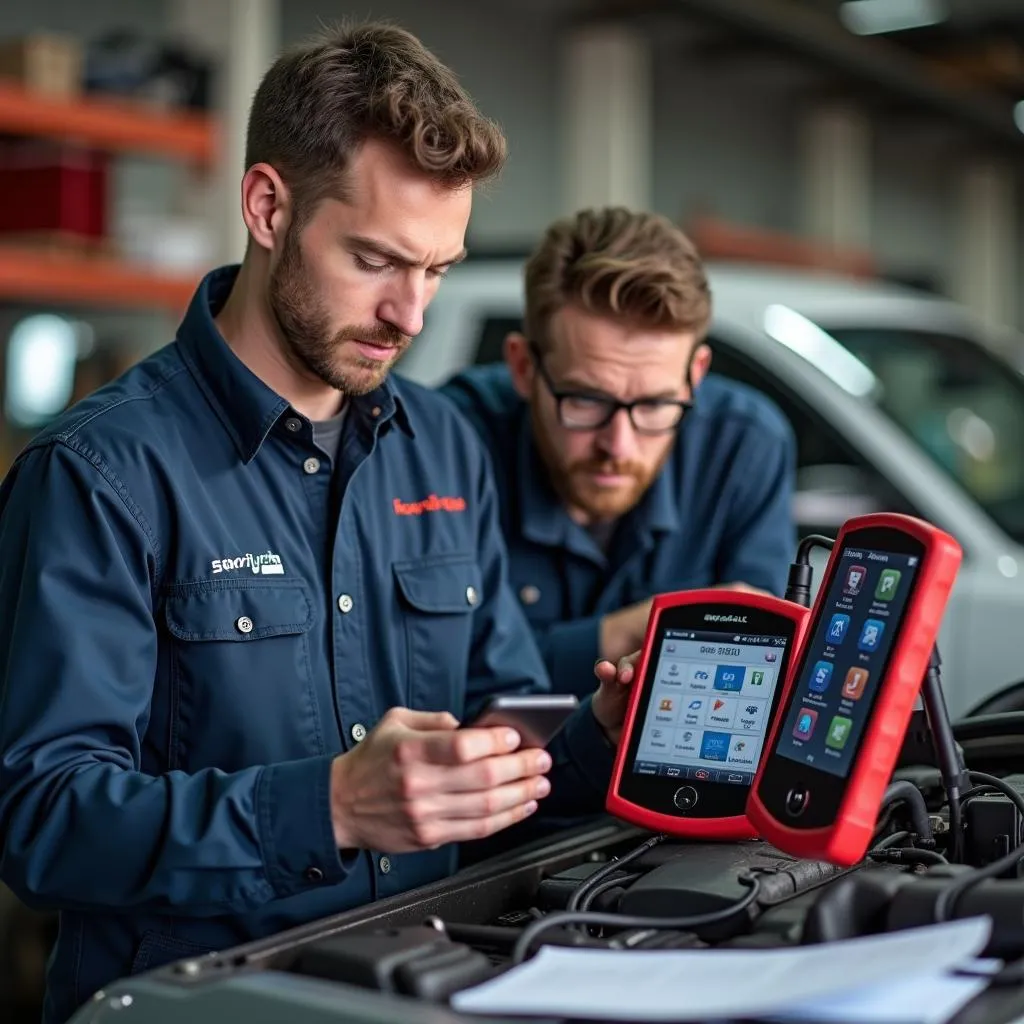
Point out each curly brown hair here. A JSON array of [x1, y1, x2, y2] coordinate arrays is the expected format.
[[524, 208, 712, 351], [245, 21, 507, 227]]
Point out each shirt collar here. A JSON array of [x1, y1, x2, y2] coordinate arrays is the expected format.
[[175, 265, 413, 463]]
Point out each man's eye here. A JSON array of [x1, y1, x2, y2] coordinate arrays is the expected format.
[[354, 254, 390, 274]]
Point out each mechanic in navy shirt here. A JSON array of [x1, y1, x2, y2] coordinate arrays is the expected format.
[[442, 209, 797, 698], [0, 26, 628, 1024]]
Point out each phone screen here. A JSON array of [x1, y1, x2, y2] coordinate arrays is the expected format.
[[631, 627, 788, 787], [775, 545, 920, 778]]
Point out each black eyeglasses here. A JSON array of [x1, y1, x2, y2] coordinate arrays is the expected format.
[[529, 344, 693, 435]]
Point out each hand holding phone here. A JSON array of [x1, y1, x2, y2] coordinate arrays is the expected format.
[[462, 694, 579, 749]]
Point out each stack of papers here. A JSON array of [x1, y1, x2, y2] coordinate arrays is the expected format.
[[451, 917, 993, 1024]]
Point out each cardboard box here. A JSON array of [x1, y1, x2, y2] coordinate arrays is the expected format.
[[0, 34, 83, 97]]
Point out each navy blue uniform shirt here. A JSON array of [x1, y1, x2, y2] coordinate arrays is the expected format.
[[0, 269, 614, 1024], [441, 365, 797, 695]]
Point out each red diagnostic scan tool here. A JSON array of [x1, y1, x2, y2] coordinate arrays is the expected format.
[[606, 589, 810, 840], [747, 514, 962, 866]]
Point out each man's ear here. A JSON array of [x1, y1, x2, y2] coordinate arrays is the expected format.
[[689, 342, 712, 390], [240, 162, 292, 254], [504, 332, 534, 400]]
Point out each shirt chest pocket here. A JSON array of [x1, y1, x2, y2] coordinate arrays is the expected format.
[[163, 579, 322, 770], [392, 554, 482, 716]]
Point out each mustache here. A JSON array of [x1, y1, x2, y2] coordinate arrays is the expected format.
[[570, 458, 644, 478], [339, 324, 409, 348]]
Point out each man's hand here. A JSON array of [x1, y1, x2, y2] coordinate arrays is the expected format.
[[591, 651, 639, 746], [599, 599, 652, 665], [329, 707, 552, 852]]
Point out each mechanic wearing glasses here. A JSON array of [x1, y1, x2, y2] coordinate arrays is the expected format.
[[441, 208, 797, 697]]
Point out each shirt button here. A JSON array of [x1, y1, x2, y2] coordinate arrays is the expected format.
[[304, 866, 324, 882], [519, 585, 541, 605], [303, 456, 321, 475], [235, 615, 254, 634], [466, 585, 479, 607], [379, 856, 391, 874], [351, 723, 367, 743], [371, 406, 381, 418], [337, 594, 354, 614], [284, 417, 302, 433]]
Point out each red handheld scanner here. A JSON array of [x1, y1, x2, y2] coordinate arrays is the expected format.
[[606, 589, 810, 841], [746, 513, 962, 866]]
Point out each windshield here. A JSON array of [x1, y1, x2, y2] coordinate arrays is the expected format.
[[825, 327, 1024, 544]]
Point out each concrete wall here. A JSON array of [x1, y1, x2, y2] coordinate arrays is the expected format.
[[282, 0, 562, 250]]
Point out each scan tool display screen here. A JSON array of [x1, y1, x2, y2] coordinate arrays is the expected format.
[[632, 629, 788, 786], [775, 545, 920, 779]]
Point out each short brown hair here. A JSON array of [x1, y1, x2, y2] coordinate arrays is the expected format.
[[245, 21, 507, 226], [524, 208, 711, 351]]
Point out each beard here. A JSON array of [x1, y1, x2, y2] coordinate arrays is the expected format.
[[267, 228, 410, 396], [530, 400, 674, 522]]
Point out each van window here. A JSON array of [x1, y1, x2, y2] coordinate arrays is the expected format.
[[705, 334, 916, 536], [827, 327, 1024, 545]]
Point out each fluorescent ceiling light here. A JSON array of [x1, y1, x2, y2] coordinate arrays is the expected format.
[[840, 0, 947, 36], [763, 304, 878, 398]]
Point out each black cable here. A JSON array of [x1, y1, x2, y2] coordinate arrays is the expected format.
[[933, 773, 1024, 921], [511, 875, 761, 965], [922, 649, 969, 863], [578, 871, 643, 912], [566, 834, 665, 913], [879, 780, 934, 845], [784, 534, 835, 607], [966, 771, 1024, 820], [872, 829, 912, 851], [959, 785, 1000, 804], [868, 847, 948, 867]]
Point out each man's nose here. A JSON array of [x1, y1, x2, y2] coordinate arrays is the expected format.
[[595, 408, 638, 461], [378, 277, 426, 338]]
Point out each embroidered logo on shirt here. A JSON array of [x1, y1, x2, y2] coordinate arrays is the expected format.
[[393, 494, 467, 515], [211, 550, 285, 575]]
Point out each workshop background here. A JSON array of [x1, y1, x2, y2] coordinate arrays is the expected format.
[[2, 0, 1024, 1018]]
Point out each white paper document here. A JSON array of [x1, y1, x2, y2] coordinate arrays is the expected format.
[[450, 917, 991, 1021], [768, 960, 1000, 1024]]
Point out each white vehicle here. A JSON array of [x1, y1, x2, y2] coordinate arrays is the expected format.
[[397, 258, 1024, 720]]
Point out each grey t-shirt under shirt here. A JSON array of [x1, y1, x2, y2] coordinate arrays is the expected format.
[[312, 405, 348, 465]]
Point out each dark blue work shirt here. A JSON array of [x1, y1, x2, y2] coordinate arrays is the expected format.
[[441, 365, 797, 696], [0, 268, 614, 1024]]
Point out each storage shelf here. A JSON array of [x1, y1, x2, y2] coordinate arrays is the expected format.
[[0, 82, 216, 166], [0, 246, 197, 312]]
